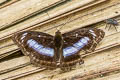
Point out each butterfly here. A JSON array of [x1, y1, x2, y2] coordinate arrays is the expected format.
[[12, 28, 105, 70]]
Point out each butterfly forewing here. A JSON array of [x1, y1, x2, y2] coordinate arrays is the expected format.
[[61, 28, 105, 67], [13, 31, 57, 68]]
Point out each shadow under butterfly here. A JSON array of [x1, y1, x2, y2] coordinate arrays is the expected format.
[[12, 28, 105, 71]]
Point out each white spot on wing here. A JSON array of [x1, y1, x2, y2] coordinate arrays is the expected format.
[[89, 30, 96, 38], [38, 35, 41, 37], [23, 33, 28, 36], [20, 33, 28, 42], [76, 33, 78, 37], [89, 30, 94, 33], [21, 33, 28, 40], [21, 36, 25, 40]]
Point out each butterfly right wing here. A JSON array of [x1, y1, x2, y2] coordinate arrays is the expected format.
[[60, 28, 105, 69], [12, 31, 57, 68]]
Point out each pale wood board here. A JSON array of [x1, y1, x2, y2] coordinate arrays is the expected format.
[[0, 0, 98, 40], [0, 0, 62, 27], [0, 0, 106, 57], [0, 0, 120, 80], [0, 0, 20, 9]]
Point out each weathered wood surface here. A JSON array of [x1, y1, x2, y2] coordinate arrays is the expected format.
[[0, 0, 20, 9], [0, 0, 120, 80]]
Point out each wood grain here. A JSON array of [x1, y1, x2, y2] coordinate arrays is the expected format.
[[0, 0, 106, 40], [0, 0, 120, 80]]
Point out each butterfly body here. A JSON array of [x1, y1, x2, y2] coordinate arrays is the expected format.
[[54, 30, 63, 62], [13, 28, 105, 70]]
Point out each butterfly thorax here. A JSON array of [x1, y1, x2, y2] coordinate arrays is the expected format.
[[54, 30, 63, 48], [54, 30, 63, 61]]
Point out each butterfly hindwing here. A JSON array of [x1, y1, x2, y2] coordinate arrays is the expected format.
[[13, 31, 57, 68], [61, 28, 105, 68]]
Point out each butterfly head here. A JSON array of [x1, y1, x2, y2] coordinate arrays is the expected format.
[[55, 30, 63, 40], [55, 30, 61, 35]]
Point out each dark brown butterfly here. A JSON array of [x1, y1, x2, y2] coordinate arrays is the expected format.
[[12, 28, 105, 70]]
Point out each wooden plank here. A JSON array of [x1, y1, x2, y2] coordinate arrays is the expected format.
[[0, 0, 120, 70], [94, 72, 120, 80], [0, 0, 8, 4], [0, 0, 64, 28], [0, 0, 20, 9], [1, 41, 120, 80], [0, 0, 107, 58], [0, 0, 106, 40], [1, 27, 120, 79], [0, 0, 120, 80], [0, 44, 18, 55]]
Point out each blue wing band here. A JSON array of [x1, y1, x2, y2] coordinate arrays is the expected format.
[[27, 39, 54, 57], [63, 37, 90, 57]]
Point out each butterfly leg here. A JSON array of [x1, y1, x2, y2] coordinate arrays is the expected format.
[[108, 24, 112, 31], [105, 23, 108, 29], [60, 65, 73, 72], [113, 25, 118, 32], [79, 57, 84, 65], [60, 61, 76, 71]]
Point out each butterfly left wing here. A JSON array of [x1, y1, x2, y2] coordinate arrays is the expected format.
[[61, 28, 105, 69], [12, 31, 57, 68]]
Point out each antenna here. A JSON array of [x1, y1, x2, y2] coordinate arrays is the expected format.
[[58, 15, 73, 31], [45, 11, 73, 31]]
